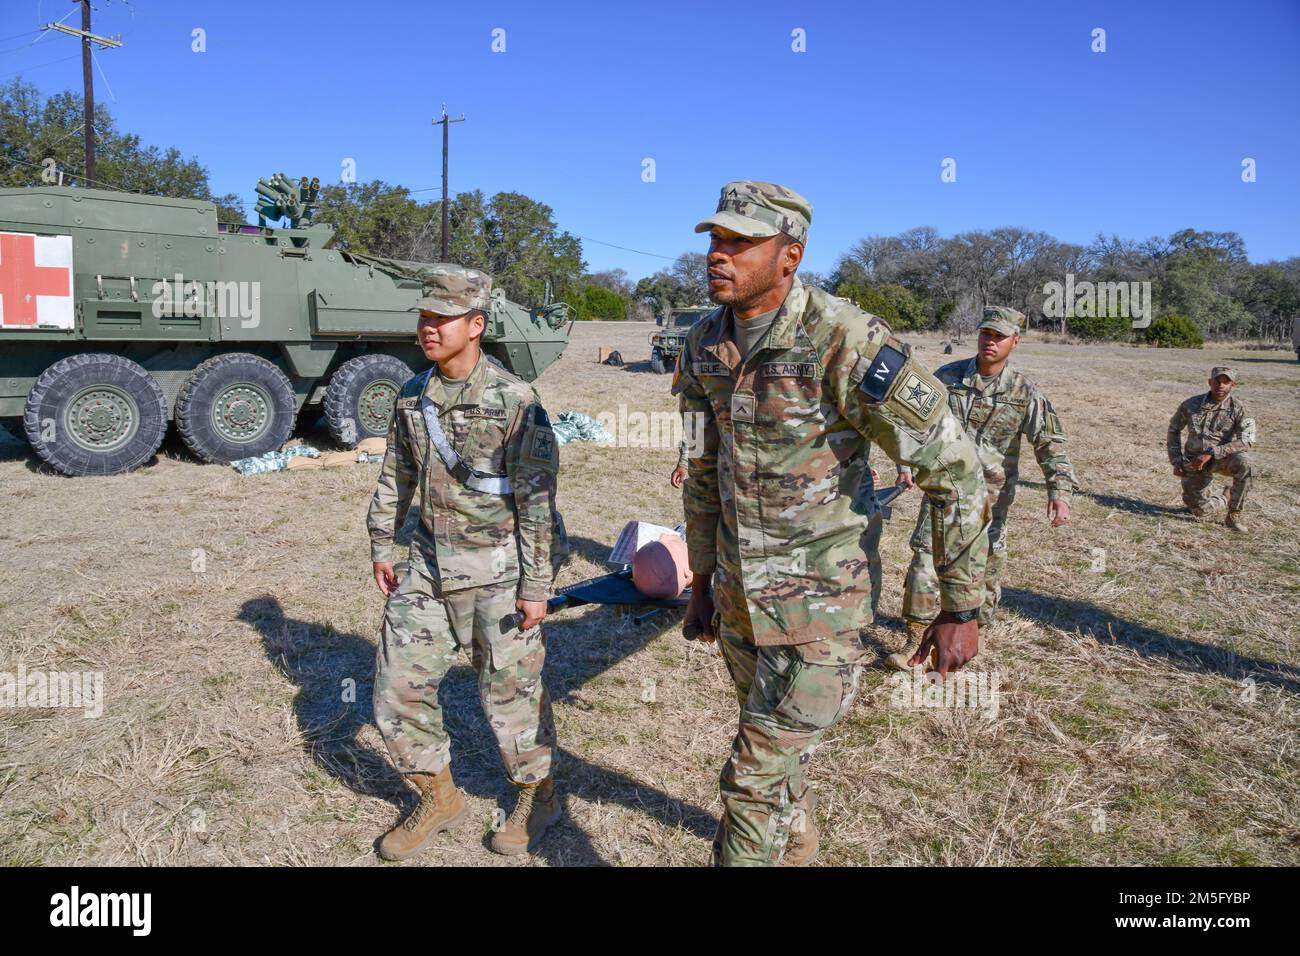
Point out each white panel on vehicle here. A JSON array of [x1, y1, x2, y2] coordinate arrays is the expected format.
[[0, 231, 75, 330]]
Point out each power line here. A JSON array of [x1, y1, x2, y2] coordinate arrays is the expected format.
[[573, 234, 677, 260], [0, 53, 81, 80]]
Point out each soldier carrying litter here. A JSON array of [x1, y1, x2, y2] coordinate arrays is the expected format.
[[366, 264, 563, 860], [892, 306, 1079, 668], [674, 180, 990, 867], [1167, 366, 1255, 532]]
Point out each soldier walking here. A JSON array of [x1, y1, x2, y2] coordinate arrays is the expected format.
[[1168, 366, 1255, 532], [674, 181, 990, 866], [366, 265, 563, 860], [892, 307, 1078, 668]]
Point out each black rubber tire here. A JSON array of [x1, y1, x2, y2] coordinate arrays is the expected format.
[[22, 353, 168, 476], [323, 353, 413, 448], [175, 352, 296, 464], [650, 349, 667, 374]]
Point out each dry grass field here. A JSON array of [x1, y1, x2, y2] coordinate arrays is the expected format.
[[2, 320, 1297, 867]]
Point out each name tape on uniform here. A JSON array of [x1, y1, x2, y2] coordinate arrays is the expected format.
[[463, 405, 508, 420], [762, 362, 817, 378]]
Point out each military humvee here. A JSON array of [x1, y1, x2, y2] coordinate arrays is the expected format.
[[0, 174, 570, 475], [649, 305, 712, 374]]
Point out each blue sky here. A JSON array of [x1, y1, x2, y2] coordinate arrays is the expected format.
[[3, 0, 1297, 277]]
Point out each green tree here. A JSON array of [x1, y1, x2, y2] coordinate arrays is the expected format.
[[0, 79, 241, 222]]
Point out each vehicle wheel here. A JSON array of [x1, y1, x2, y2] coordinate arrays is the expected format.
[[22, 353, 168, 476], [323, 353, 413, 447], [651, 349, 667, 375], [175, 352, 296, 463]]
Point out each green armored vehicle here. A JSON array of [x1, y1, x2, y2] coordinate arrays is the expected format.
[[649, 305, 711, 374], [0, 174, 570, 475]]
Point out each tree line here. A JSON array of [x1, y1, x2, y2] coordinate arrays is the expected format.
[[4, 80, 1296, 341]]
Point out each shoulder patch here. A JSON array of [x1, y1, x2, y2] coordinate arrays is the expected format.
[[892, 367, 943, 421], [859, 342, 908, 402], [526, 427, 557, 465]]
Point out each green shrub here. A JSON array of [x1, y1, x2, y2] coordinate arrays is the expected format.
[[1144, 313, 1204, 348], [1069, 314, 1132, 341]]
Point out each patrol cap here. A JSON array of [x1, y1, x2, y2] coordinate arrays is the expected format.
[[1209, 366, 1237, 382], [414, 264, 492, 317], [694, 181, 812, 245], [978, 306, 1024, 336]]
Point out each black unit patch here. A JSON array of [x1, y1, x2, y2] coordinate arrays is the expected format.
[[762, 362, 817, 378], [532, 406, 551, 428], [859, 344, 907, 402]]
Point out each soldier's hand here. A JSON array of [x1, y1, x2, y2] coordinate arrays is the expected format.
[[1187, 453, 1211, 472], [1172, 463, 1186, 477], [912, 612, 979, 679], [1047, 499, 1071, 527], [516, 598, 547, 631], [896, 472, 915, 490], [684, 574, 716, 643], [373, 561, 398, 597], [670, 466, 687, 489]]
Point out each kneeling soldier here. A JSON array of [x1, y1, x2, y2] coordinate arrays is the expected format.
[[1168, 366, 1255, 532], [367, 265, 562, 860]]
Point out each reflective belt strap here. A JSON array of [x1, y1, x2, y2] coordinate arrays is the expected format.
[[418, 369, 512, 495]]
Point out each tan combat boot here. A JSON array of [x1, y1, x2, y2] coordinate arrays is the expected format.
[[490, 777, 563, 856], [377, 767, 469, 861], [781, 792, 820, 867], [885, 620, 934, 672], [1226, 512, 1248, 533]]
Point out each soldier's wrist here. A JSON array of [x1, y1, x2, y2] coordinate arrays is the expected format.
[[518, 580, 550, 603]]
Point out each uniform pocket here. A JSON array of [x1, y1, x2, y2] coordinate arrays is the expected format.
[[773, 656, 852, 732]]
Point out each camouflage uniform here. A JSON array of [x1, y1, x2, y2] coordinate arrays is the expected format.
[[901, 308, 1078, 629], [850, 462, 902, 622], [367, 265, 560, 785], [676, 181, 989, 866], [1167, 369, 1255, 516]]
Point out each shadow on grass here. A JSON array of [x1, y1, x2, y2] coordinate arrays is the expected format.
[[1227, 355, 1298, 365], [1019, 479, 1185, 518], [1002, 586, 1300, 695], [239, 595, 714, 866]]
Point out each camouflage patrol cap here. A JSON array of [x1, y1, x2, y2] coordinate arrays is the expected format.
[[1209, 366, 1237, 382], [978, 306, 1024, 336], [414, 263, 492, 317], [694, 181, 812, 245]]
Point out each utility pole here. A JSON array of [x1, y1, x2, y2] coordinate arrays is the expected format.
[[432, 104, 465, 261], [43, 2, 122, 188]]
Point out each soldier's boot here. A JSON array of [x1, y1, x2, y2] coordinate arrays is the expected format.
[[377, 767, 469, 861], [886, 621, 933, 672], [781, 793, 820, 867], [490, 777, 563, 856], [1190, 493, 1226, 518], [1226, 512, 1248, 533]]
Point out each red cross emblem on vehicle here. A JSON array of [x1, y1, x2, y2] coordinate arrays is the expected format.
[[0, 231, 75, 329]]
